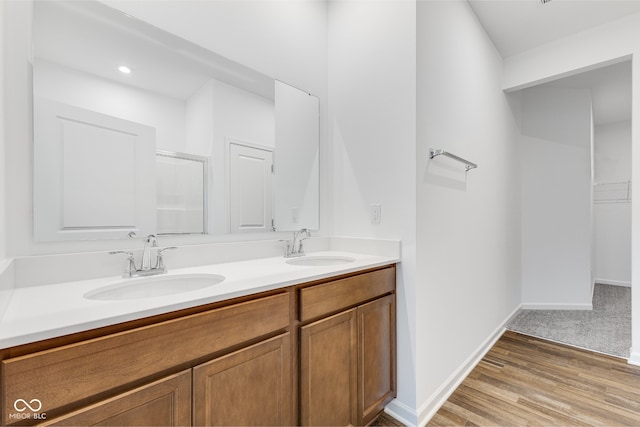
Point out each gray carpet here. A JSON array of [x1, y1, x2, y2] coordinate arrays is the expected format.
[[507, 284, 631, 358]]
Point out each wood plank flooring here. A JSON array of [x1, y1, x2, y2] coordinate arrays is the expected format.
[[372, 411, 406, 426], [428, 331, 640, 426]]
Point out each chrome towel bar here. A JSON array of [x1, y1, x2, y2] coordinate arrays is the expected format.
[[429, 149, 478, 172]]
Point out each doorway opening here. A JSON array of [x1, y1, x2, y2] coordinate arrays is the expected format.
[[508, 59, 632, 358]]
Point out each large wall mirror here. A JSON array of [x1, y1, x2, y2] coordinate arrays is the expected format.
[[32, 0, 319, 241]]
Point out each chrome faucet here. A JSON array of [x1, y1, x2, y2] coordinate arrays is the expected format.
[[283, 228, 311, 258], [110, 234, 178, 278], [140, 234, 158, 271]]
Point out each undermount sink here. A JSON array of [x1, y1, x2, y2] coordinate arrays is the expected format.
[[285, 255, 355, 267], [84, 273, 226, 301]]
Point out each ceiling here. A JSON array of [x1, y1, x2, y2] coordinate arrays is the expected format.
[[468, 0, 637, 126], [35, 0, 637, 125], [467, 0, 640, 58]]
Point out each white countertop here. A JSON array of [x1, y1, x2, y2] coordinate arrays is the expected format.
[[0, 251, 398, 349]]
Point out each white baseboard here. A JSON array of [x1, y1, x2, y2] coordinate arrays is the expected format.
[[628, 350, 640, 366], [384, 399, 418, 427], [415, 304, 522, 426], [593, 278, 631, 287], [521, 302, 593, 310]]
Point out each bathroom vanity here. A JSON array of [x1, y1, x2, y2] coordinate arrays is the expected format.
[[5, 1, 400, 424], [0, 262, 396, 426]]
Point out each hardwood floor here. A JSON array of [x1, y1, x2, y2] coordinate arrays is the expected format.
[[428, 331, 640, 426], [371, 411, 406, 426]]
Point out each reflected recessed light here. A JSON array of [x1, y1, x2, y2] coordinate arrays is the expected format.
[[118, 65, 131, 74]]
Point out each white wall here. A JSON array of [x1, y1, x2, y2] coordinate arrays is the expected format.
[[415, 1, 521, 423], [2, 0, 327, 256], [594, 121, 632, 182], [274, 81, 320, 232], [520, 87, 593, 308], [0, 0, 10, 326], [327, 0, 417, 422], [35, 59, 187, 152], [0, 0, 5, 263], [210, 79, 275, 235], [3, 1, 34, 256], [501, 12, 640, 364], [593, 121, 632, 286], [593, 203, 631, 286], [185, 80, 215, 158], [0, 0, 17, 324]]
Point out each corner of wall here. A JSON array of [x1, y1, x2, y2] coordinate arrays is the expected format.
[[416, 305, 520, 426], [416, 0, 522, 419]]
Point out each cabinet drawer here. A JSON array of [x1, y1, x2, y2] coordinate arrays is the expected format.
[[299, 266, 395, 322], [2, 293, 289, 425]]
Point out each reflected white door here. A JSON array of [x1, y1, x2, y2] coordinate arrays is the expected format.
[[34, 98, 156, 241], [229, 142, 273, 233]]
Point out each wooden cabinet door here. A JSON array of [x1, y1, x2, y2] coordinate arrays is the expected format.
[[38, 370, 191, 426], [300, 309, 357, 426], [192, 333, 291, 426], [2, 293, 289, 425], [358, 294, 396, 425]]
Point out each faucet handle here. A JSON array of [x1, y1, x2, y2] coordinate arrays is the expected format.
[[278, 240, 292, 257], [109, 250, 134, 257], [109, 251, 136, 277], [157, 246, 178, 256], [155, 247, 178, 272]]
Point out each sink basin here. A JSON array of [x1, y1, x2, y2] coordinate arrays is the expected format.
[[84, 273, 225, 301], [285, 256, 355, 267]]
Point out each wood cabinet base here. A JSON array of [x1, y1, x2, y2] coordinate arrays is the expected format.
[[39, 370, 191, 427], [193, 333, 291, 426], [1, 265, 396, 427]]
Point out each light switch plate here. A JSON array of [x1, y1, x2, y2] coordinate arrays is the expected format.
[[370, 203, 381, 224]]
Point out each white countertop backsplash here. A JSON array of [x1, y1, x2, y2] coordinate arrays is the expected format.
[[0, 237, 400, 349]]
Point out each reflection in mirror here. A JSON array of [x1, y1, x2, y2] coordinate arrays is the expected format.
[[156, 151, 208, 235], [32, 0, 319, 241], [228, 141, 274, 234], [33, 98, 157, 241], [274, 81, 320, 231]]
